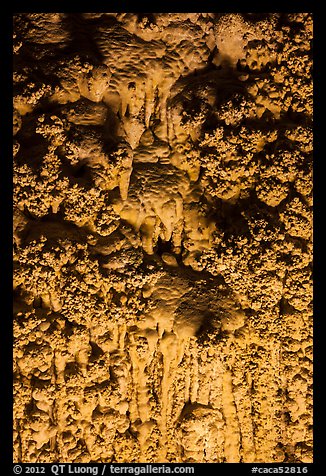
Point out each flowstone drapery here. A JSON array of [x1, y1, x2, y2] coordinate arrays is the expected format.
[[13, 13, 313, 463]]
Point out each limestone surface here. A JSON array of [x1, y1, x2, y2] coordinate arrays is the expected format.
[[13, 13, 313, 463]]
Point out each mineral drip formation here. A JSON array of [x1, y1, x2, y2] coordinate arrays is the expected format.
[[13, 13, 313, 463]]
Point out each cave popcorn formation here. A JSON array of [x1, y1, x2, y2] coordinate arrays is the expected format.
[[13, 13, 313, 463]]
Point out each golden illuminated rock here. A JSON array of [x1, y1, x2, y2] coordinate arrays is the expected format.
[[13, 13, 313, 463]]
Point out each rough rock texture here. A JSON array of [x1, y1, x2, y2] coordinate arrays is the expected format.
[[13, 13, 313, 463]]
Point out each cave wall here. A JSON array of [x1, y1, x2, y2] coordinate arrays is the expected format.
[[13, 13, 313, 463]]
